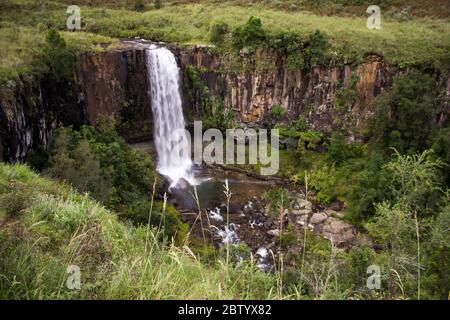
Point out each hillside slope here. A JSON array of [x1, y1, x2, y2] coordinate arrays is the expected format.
[[0, 164, 278, 299]]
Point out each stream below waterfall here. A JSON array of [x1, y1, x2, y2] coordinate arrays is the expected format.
[[132, 41, 358, 271]]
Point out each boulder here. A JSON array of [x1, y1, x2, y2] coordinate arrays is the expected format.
[[322, 217, 355, 245], [310, 212, 328, 224], [267, 229, 280, 237]]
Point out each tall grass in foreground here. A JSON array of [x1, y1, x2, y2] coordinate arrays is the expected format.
[[0, 163, 280, 299]]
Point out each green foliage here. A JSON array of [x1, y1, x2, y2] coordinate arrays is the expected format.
[[280, 231, 297, 248], [134, 0, 145, 12], [297, 130, 323, 153], [327, 134, 364, 164], [154, 0, 162, 10], [431, 127, 450, 185], [209, 22, 229, 46], [203, 96, 235, 131], [121, 199, 188, 243], [42, 29, 75, 81], [44, 121, 161, 207], [44, 130, 112, 204], [221, 243, 252, 264], [304, 30, 332, 67], [269, 31, 304, 70], [1, 2, 450, 80], [262, 187, 290, 215], [39, 121, 193, 241], [368, 70, 439, 155], [334, 72, 359, 112], [342, 245, 376, 290], [423, 201, 450, 299], [309, 164, 337, 205], [361, 150, 449, 299], [383, 149, 444, 215], [269, 103, 286, 120], [185, 65, 234, 130], [232, 16, 266, 50], [348, 152, 390, 221]]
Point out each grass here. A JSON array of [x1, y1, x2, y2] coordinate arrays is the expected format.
[[1, 1, 449, 79], [0, 163, 282, 299]]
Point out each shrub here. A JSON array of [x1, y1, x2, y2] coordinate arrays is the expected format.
[[431, 127, 450, 186], [42, 29, 75, 81], [348, 152, 390, 221], [44, 122, 161, 209], [134, 0, 145, 11], [328, 134, 364, 164], [209, 22, 229, 46], [309, 165, 337, 205], [121, 199, 188, 243], [269, 103, 286, 120], [368, 70, 439, 155], [304, 30, 331, 67], [44, 128, 112, 204], [232, 16, 266, 50], [262, 187, 290, 215], [269, 31, 304, 70], [298, 130, 323, 153]]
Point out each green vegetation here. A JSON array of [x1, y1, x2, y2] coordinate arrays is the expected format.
[[0, 164, 279, 299], [26, 119, 189, 242], [0, 0, 449, 301], [209, 22, 230, 46], [185, 65, 235, 130], [368, 70, 441, 155], [1, 0, 450, 80]]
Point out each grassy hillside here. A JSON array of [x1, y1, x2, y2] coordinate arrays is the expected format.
[[1, 0, 449, 80], [0, 163, 280, 299]]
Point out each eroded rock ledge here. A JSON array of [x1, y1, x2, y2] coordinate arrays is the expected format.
[[1, 41, 448, 162]]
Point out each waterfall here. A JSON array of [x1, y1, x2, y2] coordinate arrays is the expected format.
[[146, 45, 195, 188]]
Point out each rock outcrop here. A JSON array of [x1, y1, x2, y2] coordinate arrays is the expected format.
[[179, 46, 395, 135], [1, 41, 448, 162], [0, 45, 152, 161]]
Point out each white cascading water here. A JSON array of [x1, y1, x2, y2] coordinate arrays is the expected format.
[[146, 45, 195, 188]]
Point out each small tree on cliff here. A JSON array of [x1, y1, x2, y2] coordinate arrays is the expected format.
[[42, 29, 75, 81]]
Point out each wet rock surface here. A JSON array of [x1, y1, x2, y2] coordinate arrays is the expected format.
[[177, 176, 359, 270]]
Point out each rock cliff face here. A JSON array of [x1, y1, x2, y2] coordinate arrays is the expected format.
[[0, 46, 151, 162], [77, 47, 152, 142], [179, 46, 394, 135], [0, 42, 448, 162], [0, 75, 86, 161]]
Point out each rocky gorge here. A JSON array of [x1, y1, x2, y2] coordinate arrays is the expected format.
[[4, 39, 448, 163], [0, 39, 447, 255]]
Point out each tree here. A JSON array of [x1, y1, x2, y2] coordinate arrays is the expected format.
[[45, 129, 111, 203], [368, 70, 439, 155], [42, 29, 75, 81], [384, 149, 444, 215], [232, 16, 266, 49], [210, 22, 229, 46]]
